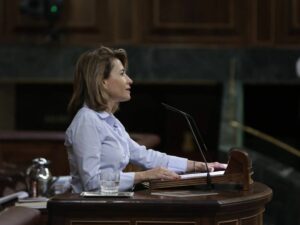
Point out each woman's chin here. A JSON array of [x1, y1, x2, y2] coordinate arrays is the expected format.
[[120, 96, 131, 102]]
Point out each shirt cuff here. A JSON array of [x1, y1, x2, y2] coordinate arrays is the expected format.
[[167, 156, 188, 173], [119, 172, 135, 191]]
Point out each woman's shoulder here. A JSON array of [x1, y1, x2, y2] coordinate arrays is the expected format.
[[65, 107, 104, 144]]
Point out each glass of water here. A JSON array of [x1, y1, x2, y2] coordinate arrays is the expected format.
[[100, 170, 120, 194]]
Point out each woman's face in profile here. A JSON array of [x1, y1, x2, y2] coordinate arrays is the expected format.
[[102, 58, 133, 105]]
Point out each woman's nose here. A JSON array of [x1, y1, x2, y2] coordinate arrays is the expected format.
[[127, 74, 133, 84]]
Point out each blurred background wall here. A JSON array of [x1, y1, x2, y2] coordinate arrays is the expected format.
[[0, 1, 299, 224]]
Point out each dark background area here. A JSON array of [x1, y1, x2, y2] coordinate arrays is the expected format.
[[15, 82, 223, 162], [244, 84, 300, 170]]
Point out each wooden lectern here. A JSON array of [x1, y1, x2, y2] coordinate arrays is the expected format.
[[150, 148, 254, 191], [47, 182, 272, 225], [47, 148, 272, 225]]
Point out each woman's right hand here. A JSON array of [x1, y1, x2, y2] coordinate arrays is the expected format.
[[134, 167, 180, 184]]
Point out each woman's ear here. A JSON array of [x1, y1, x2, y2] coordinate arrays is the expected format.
[[101, 79, 108, 89]]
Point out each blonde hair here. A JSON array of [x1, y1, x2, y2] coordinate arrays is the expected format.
[[68, 46, 128, 117]]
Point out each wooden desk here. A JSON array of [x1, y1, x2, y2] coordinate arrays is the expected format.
[[0, 131, 68, 176], [47, 182, 272, 225]]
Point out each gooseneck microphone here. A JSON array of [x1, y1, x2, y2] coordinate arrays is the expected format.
[[162, 102, 212, 189]]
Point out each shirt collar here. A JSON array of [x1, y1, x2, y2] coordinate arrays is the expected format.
[[83, 104, 117, 127], [97, 111, 117, 127], [97, 111, 111, 119]]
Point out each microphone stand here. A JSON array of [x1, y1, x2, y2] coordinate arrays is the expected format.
[[162, 103, 213, 189]]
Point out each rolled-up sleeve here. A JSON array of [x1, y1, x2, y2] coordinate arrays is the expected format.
[[119, 172, 135, 191], [167, 155, 188, 173], [127, 137, 188, 174]]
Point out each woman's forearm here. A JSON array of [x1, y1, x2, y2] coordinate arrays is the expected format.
[[134, 167, 180, 184]]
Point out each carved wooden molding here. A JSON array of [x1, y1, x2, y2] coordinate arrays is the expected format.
[[152, 0, 236, 29], [133, 0, 247, 44], [1, 0, 300, 46]]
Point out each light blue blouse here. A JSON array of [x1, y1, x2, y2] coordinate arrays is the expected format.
[[65, 106, 188, 192]]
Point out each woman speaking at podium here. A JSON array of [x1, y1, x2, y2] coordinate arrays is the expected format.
[[65, 46, 227, 193]]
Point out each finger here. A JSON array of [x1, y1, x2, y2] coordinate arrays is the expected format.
[[215, 162, 227, 170], [208, 166, 214, 172], [164, 171, 180, 180], [170, 172, 180, 179], [209, 162, 227, 170], [220, 163, 227, 169]]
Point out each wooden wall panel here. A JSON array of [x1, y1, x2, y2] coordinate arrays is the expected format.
[[133, 0, 249, 45], [276, 0, 300, 44], [61, 0, 112, 44], [4, 0, 114, 44], [5, 0, 54, 42], [1, 0, 300, 46], [110, 0, 134, 43], [250, 0, 276, 45]]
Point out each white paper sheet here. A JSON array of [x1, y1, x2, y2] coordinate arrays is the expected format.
[[180, 170, 225, 179]]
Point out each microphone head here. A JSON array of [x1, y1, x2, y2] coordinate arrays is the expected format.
[[161, 102, 187, 115], [161, 102, 171, 109]]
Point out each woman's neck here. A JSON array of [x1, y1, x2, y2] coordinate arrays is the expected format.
[[106, 101, 118, 114]]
